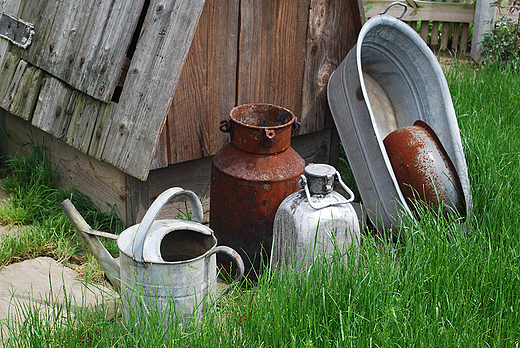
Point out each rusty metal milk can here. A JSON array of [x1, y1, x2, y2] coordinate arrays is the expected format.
[[210, 103, 305, 274], [271, 163, 360, 269]]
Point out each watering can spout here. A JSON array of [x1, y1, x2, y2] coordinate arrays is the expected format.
[[60, 199, 121, 291]]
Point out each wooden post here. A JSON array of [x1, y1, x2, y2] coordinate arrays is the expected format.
[[471, 0, 496, 61]]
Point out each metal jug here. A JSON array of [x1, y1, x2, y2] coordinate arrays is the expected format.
[[271, 163, 360, 269], [61, 187, 244, 323]]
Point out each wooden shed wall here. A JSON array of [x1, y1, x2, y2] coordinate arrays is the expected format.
[[152, 0, 363, 168], [0, 0, 363, 223], [0, 0, 206, 181]]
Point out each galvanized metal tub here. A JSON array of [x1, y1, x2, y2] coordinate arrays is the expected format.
[[327, 13, 472, 232]]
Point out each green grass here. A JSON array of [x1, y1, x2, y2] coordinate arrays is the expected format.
[[0, 141, 125, 270], [1, 61, 520, 347]]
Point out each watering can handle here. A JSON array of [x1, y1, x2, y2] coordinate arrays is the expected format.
[[207, 246, 245, 305], [132, 187, 204, 263], [379, 2, 407, 19]]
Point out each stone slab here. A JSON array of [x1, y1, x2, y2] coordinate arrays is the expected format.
[[0, 257, 118, 332]]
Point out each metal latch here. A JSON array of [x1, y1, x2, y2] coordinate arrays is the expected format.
[[0, 12, 35, 49]]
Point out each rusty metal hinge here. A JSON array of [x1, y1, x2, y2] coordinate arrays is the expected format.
[[0, 12, 35, 49]]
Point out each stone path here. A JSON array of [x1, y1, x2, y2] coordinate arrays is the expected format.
[[0, 187, 117, 341]]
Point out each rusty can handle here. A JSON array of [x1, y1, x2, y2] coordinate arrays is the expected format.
[[132, 187, 204, 263], [220, 119, 234, 133], [208, 245, 245, 304], [291, 117, 301, 136]]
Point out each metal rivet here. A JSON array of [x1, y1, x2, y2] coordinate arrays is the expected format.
[[156, 3, 164, 12], [41, 78, 46, 86], [80, 57, 85, 65], [4, 59, 9, 68], [101, 64, 107, 73], [98, 86, 105, 95], [119, 124, 125, 134], [23, 89, 28, 98], [69, 54, 74, 62], [56, 106, 61, 116], [96, 128, 102, 137], [132, 67, 139, 74], [49, 44, 54, 52]]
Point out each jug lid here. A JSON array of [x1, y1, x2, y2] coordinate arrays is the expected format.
[[303, 163, 337, 194], [304, 163, 336, 178], [118, 219, 214, 263]]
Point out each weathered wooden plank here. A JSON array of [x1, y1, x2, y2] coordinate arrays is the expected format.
[[65, 92, 103, 153], [31, 74, 73, 139], [0, 108, 127, 220], [13, 0, 145, 103], [420, 20, 429, 43], [300, 0, 361, 135], [365, 1, 475, 22], [0, 51, 20, 104], [440, 21, 450, 50], [460, 0, 471, 52], [460, 23, 470, 52], [88, 100, 112, 158], [8, 64, 44, 120], [125, 173, 149, 225], [166, 0, 239, 165], [431, 21, 440, 50], [99, 0, 206, 180], [1, 58, 27, 110], [452, 22, 461, 50], [237, 0, 309, 116], [150, 118, 169, 170]]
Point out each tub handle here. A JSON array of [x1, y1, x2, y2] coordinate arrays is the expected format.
[[379, 2, 407, 19]]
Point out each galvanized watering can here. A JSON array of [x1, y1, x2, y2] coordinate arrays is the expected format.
[[61, 187, 244, 323]]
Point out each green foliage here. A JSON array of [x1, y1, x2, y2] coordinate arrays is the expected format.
[[480, 16, 520, 68]]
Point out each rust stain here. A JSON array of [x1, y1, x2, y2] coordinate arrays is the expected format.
[[384, 120, 465, 216]]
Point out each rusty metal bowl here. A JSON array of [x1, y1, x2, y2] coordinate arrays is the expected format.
[[383, 120, 465, 216]]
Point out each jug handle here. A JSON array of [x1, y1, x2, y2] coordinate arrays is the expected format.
[[132, 187, 204, 263], [300, 170, 356, 210], [207, 246, 245, 305]]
